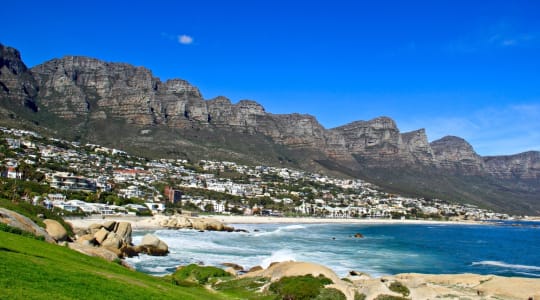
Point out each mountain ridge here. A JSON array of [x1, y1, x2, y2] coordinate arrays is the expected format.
[[1, 43, 538, 214]]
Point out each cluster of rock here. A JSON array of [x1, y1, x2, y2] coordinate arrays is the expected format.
[[70, 220, 169, 261], [160, 215, 234, 232]]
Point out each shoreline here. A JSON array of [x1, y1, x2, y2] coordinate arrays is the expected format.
[[64, 214, 540, 299], [65, 214, 488, 230], [209, 215, 486, 225]]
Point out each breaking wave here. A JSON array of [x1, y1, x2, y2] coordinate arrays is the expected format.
[[472, 261, 540, 271]]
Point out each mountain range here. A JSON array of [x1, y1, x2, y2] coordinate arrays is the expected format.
[[1, 43, 538, 214]]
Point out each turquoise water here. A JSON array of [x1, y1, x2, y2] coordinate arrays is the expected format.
[[125, 221, 540, 278]]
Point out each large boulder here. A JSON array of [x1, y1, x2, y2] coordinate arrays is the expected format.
[[75, 233, 96, 246], [114, 222, 132, 245], [191, 217, 233, 231], [101, 231, 123, 249], [88, 223, 103, 234], [0, 208, 54, 243], [93, 227, 109, 244], [68, 242, 118, 262], [43, 219, 68, 242], [136, 233, 169, 256], [102, 220, 117, 231]]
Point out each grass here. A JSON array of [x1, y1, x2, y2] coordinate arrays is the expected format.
[[0, 197, 73, 236], [1, 230, 347, 300], [0, 222, 45, 241], [0, 231, 229, 300]]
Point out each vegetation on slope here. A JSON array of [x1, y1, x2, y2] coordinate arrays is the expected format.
[[0, 231, 227, 300], [0, 229, 348, 300]]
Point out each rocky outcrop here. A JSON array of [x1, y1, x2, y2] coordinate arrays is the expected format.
[[135, 234, 168, 256], [43, 219, 68, 242], [243, 261, 356, 300], [0, 208, 54, 243], [160, 215, 234, 232], [74, 221, 135, 258]]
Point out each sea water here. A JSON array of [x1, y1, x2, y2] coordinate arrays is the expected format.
[[124, 221, 540, 278]]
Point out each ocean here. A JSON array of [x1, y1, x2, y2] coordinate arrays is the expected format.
[[124, 221, 540, 278]]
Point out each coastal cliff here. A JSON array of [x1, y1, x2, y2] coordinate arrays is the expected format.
[[1, 43, 539, 214]]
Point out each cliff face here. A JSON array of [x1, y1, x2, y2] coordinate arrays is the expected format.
[[430, 136, 484, 174], [483, 151, 540, 180], [1, 44, 539, 213], [0, 44, 38, 111]]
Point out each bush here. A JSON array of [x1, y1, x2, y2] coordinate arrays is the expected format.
[[269, 274, 334, 300], [0, 198, 74, 236], [388, 281, 410, 297], [315, 288, 346, 300], [374, 295, 409, 300], [354, 292, 367, 300], [171, 264, 229, 285]]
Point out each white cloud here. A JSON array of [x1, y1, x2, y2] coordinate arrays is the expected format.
[[178, 34, 194, 45], [444, 22, 537, 53]]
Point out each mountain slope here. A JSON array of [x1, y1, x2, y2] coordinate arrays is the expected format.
[[1, 43, 538, 214]]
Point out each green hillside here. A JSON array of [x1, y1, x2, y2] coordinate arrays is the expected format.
[[0, 231, 227, 300]]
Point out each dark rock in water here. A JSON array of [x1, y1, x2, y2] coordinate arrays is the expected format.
[[354, 233, 364, 238], [254, 229, 260, 232], [234, 229, 249, 233]]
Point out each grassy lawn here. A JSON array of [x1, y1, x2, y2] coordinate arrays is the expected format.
[[0, 231, 228, 300]]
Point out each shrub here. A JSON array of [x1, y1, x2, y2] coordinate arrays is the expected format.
[[0, 198, 73, 236], [315, 287, 346, 300], [269, 274, 334, 300], [0, 222, 45, 241], [388, 281, 410, 297], [374, 295, 409, 300], [171, 264, 229, 285], [354, 292, 367, 300]]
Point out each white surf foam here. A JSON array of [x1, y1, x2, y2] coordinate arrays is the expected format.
[[472, 261, 540, 271], [260, 249, 297, 269]]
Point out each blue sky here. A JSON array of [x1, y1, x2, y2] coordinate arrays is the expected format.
[[1, 0, 539, 156]]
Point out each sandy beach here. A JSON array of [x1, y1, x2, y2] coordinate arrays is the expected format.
[[65, 214, 484, 230], [209, 214, 484, 225]]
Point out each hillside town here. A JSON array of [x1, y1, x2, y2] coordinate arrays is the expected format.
[[0, 127, 511, 221]]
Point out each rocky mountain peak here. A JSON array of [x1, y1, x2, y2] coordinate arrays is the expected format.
[[235, 100, 266, 115], [163, 79, 201, 97], [430, 136, 483, 172], [0, 44, 38, 111], [483, 151, 540, 180], [0, 44, 28, 75], [1, 43, 539, 214]]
